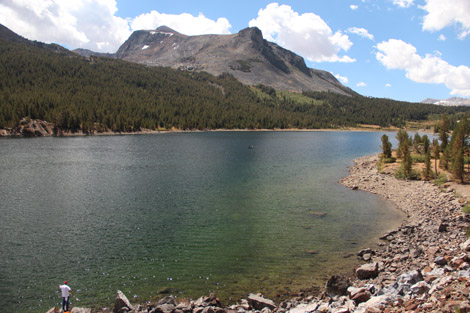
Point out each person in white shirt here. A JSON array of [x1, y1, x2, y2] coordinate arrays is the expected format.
[[59, 281, 74, 312]]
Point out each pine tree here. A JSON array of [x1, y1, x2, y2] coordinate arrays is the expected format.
[[403, 144, 413, 179], [422, 148, 433, 180], [439, 114, 450, 150], [413, 133, 422, 154], [422, 135, 430, 155], [440, 146, 451, 170], [432, 138, 440, 176], [453, 148, 465, 183], [396, 129, 409, 158], [381, 134, 392, 159], [450, 119, 467, 183]]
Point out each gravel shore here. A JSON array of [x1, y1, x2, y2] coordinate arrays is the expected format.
[[48, 154, 470, 313]]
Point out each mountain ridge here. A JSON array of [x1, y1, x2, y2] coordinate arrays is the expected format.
[[421, 97, 470, 106], [76, 26, 356, 96]]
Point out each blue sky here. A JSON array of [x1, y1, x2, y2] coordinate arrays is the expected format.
[[0, 0, 469, 102]]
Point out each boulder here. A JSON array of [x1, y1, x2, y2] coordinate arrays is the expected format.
[[357, 248, 373, 257], [461, 239, 470, 251], [287, 303, 319, 313], [434, 256, 447, 266], [410, 281, 430, 295], [193, 294, 222, 308], [247, 293, 276, 311], [356, 263, 379, 280], [351, 291, 371, 304], [158, 296, 177, 306], [71, 309, 92, 313], [438, 222, 448, 232], [114, 290, 134, 313], [355, 295, 391, 313], [326, 275, 350, 296], [385, 270, 424, 296]]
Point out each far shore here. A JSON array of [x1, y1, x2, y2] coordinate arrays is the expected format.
[[2, 124, 425, 138]]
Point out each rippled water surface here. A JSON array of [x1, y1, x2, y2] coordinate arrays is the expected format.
[[0, 131, 404, 312]]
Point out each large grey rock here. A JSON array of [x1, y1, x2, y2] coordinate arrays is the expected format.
[[193, 294, 222, 308], [355, 295, 392, 313], [114, 290, 134, 313], [247, 293, 276, 311], [461, 239, 470, 251], [380, 270, 424, 297], [326, 275, 350, 296], [356, 262, 379, 280], [410, 281, 430, 295], [287, 303, 319, 313]]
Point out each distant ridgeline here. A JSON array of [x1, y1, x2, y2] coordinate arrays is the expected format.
[[1, 25, 469, 134]]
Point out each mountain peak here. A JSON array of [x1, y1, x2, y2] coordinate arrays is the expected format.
[[110, 26, 355, 96], [155, 25, 179, 34]]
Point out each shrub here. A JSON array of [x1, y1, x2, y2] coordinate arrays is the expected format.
[[382, 157, 396, 163], [411, 155, 426, 163], [394, 166, 420, 180], [434, 173, 448, 186]]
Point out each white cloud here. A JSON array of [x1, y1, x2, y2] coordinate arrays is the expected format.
[[385, 83, 392, 87], [438, 34, 447, 41], [131, 11, 231, 36], [376, 39, 470, 96], [0, 0, 131, 52], [0, 0, 232, 53], [350, 5, 359, 10], [357, 82, 367, 87], [347, 27, 374, 40], [334, 73, 349, 84], [393, 0, 414, 8], [249, 3, 355, 63], [422, 0, 470, 39]]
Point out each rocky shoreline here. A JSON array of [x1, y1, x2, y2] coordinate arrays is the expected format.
[[0, 118, 395, 138], [47, 154, 470, 313]]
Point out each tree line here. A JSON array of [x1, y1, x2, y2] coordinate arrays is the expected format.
[[1, 37, 470, 134], [381, 113, 470, 183]]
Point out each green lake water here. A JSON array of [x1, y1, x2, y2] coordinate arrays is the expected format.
[[0, 131, 404, 312]]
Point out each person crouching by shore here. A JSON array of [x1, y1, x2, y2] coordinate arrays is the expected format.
[[59, 281, 74, 312]]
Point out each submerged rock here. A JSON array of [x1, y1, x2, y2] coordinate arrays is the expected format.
[[326, 275, 351, 296]]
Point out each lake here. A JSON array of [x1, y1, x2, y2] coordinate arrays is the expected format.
[[0, 131, 404, 312]]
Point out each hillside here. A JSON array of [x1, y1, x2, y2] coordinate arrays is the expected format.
[[1, 24, 470, 135], [78, 26, 356, 96]]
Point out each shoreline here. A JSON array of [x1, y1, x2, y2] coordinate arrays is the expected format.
[[47, 153, 470, 313], [0, 118, 403, 138]]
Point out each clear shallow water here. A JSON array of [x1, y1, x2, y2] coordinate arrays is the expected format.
[[0, 131, 404, 312]]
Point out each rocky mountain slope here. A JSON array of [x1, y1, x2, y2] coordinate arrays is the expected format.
[[78, 26, 355, 96], [422, 97, 470, 106]]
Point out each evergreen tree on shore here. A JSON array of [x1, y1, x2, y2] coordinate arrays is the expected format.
[[439, 114, 450, 151], [396, 129, 410, 158], [432, 138, 440, 176], [381, 134, 392, 159], [422, 147, 433, 180], [449, 115, 468, 183], [422, 135, 430, 155]]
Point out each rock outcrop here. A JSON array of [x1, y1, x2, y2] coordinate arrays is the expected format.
[[0, 117, 55, 137]]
